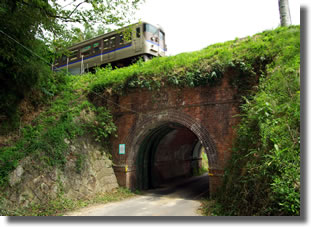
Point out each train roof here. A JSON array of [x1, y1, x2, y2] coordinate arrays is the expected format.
[[68, 21, 164, 50]]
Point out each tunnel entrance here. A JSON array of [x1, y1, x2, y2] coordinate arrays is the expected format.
[[136, 123, 208, 190]]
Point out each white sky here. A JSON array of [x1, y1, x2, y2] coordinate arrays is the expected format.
[[135, 0, 301, 56]]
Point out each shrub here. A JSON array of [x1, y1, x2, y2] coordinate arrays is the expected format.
[[212, 26, 300, 216]]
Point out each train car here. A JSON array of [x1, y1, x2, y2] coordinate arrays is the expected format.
[[53, 21, 167, 74]]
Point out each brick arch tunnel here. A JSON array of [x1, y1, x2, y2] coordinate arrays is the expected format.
[[136, 122, 207, 190], [116, 110, 220, 194]]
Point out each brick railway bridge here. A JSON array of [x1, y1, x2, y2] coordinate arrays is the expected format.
[[97, 71, 245, 195]]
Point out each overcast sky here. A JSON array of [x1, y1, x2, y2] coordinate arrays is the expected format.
[[135, 0, 301, 56]]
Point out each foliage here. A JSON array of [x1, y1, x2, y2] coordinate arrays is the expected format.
[[193, 152, 209, 176], [91, 107, 117, 142], [90, 51, 226, 95], [89, 26, 300, 216], [1, 0, 143, 45], [75, 153, 86, 174], [0, 0, 138, 182], [0, 34, 54, 131], [60, 22, 123, 48], [210, 26, 300, 216], [199, 199, 219, 216], [0, 0, 143, 129], [0, 0, 55, 124], [0, 73, 116, 187], [0, 24, 300, 216], [90, 28, 298, 96]]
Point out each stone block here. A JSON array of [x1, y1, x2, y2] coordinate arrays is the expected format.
[[8, 165, 24, 187]]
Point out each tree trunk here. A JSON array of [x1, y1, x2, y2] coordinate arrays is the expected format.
[[278, 0, 292, 26]]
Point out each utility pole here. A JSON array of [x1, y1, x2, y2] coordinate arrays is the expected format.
[[278, 0, 292, 26]]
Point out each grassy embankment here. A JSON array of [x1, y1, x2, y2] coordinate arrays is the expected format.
[[0, 26, 300, 216]]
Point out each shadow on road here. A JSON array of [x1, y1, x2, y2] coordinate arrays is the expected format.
[[142, 173, 210, 200]]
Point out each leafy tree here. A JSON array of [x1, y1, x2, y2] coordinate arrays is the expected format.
[[59, 23, 113, 47], [0, 0, 143, 131]]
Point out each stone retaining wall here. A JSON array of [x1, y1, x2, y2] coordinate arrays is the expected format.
[[2, 136, 118, 209]]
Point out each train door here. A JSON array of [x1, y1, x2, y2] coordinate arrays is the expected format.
[[159, 30, 166, 56], [134, 26, 143, 52], [108, 36, 116, 60]]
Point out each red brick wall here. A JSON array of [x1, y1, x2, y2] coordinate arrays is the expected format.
[[105, 71, 241, 193]]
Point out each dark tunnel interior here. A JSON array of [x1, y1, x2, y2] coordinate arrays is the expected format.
[[136, 123, 208, 191]]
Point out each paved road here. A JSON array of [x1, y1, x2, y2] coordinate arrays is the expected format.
[[65, 173, 209, 216]]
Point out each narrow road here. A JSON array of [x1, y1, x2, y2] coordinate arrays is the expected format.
[[65, 174, 209, 216]]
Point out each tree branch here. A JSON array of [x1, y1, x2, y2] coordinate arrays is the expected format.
[[67, 1, 86, 18], [19, 0, 88, 23]]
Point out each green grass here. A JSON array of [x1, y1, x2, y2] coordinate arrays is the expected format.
[[206, 26, 300, 216], [0, 25, 300, 216], [89, 26, 299, 97], [0, 72, 116, 188], [90, 26, 300, 216], [4, 187, 137, 216]]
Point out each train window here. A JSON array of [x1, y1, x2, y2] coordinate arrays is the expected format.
[[144, 24, 158, 35], [81, 45, 91, 57], [69, 50, 78, 61], [110, 37, 115, 48], [122, 30, 132, 43], [104, 39, 109, 49], [93, 42, 100, 52], [119, 34, 124, 44], [81, 45, 91, 53], [93, 42, 99, 48], [136, 27, 141, 38]]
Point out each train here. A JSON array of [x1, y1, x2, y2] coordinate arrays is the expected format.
[[53, 21, 167, 74]]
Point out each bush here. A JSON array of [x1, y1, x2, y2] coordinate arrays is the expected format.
[[0, 73, 116, 188], [212, 26, 300, 216]]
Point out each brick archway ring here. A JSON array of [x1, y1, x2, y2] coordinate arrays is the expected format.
[[124, 110, 219, 169]]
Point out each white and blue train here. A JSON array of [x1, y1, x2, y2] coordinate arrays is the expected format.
[[53, 21, 167, 74]]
